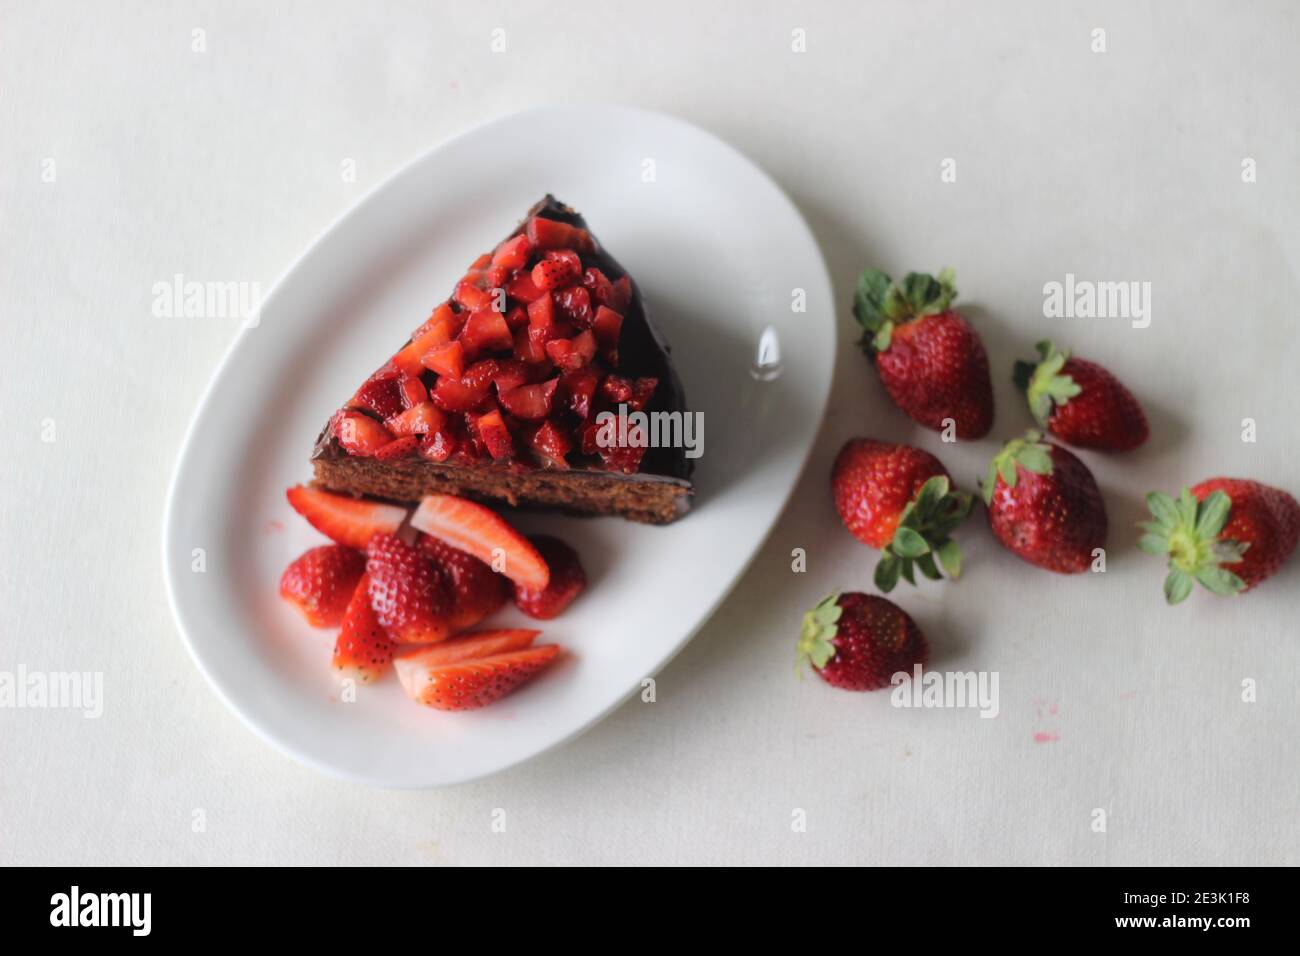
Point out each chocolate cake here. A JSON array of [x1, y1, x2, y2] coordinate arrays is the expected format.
[[311, 196, 693, 524]]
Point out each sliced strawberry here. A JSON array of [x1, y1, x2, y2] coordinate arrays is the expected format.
[[527, 419, 572, 468], [601, 374, 633, 404], [334, 411, 393, 456], [393, 644, 560, 710], [525, 215, 590, 252], [499, 377, 559, 420], [601, 375, 656, 411], [545, 330, 596, 370], [606, 275, 632, 312], [600, 441, 647, 474], [561, 367, 601, 420], [350, 369, 405, 420], [393, 304, 456, 376], [332, 573, 396, 683], [431, 375, 489, 413], [395, 627, 539, 667], [503, 304, 529, 331], [491, 359, 530, 393], [398, 375, 428, 408], [491, 234, 532, 271], [488, 358, 530, 392], [630, 376, 658, 412], [454, 279, 493, 312], [279, 544, 366, 627], [459, 309, 512, 355], [506, 271, 547, 303], [422, 340, 466, 378], [582, 267, 614, 305], [419, 426, 458, 462], [532, 255, 580, 291], [410, 494, 550, 590], [461, 359, 500, 391], [285, 486, 407, 551], [513, 536, 587, 620], [385, 401, 445, 437], [555, 284, 592, 327], [513, 325, 548, 363], [475, 408, 515, 460], [527, 292, 556, 330], [545, 248, 581, 272], [374, 435, 419, 460], [410, 302, 457, 342], [419, 535, 510, 631], [592, 305, 623, 351], [366, 533, 453, 644]]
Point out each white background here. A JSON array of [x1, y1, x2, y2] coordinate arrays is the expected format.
[[3, 0, 1298, 865]]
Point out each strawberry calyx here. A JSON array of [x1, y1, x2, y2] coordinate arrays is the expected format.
[[853, 267, 957, 355], [796, 592, 842, 675], [1138, 488, 1247, 604], [981, 430, 1054, 505], [874, 475, 973, 592], [1012, 340, 1083, 426]]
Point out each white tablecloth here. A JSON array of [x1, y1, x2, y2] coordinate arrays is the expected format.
[[4, 0, 1297, 865]]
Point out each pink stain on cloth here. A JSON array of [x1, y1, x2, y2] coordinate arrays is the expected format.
[[1032, 698, 1060, 742]]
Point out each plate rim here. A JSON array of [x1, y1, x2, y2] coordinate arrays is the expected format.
[[161, 105, 837, 788]]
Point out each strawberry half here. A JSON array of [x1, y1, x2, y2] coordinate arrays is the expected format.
[[512, 535, 587, 619], [278, 544, 366, 627], [831, 439, 973, 591], [418, 534, 509, 632], [981, 430, 1107, 574], [1139, 479, 1300, 603], [285, 485, 408, 551], [394, 642, 560, 710], [332, 573, 396, 683], [410, 494, 550, 590], [1013, 340, 1148, 451], [852, 268, 994, 439], [396, 628, 540, 668], [365, 532, 453, 643]]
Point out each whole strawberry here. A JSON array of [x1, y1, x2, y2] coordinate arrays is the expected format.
[[1139, 479, 1300, 603], [1012, 340, 1147, 451], [831, 439, 973, 591], [797, 592, 928, 691], [279, 544, 366, 627], [853, 268, 994, 439], [982, 430, 1107, 573]]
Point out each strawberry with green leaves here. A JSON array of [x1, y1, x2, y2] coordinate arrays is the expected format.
[[1012, 340, 1147, 451], [982, 430, 1107, 574], [797, 591, 929, 692], [831, 439, 973, 591], [853, 268, 994, 439], [1139, 479, 1299, 603]]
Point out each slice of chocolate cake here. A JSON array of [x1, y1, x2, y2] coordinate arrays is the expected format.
[[311, 196, 693, 524]]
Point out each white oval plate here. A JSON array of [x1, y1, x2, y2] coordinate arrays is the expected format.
[[163, 107, 834, 787]]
